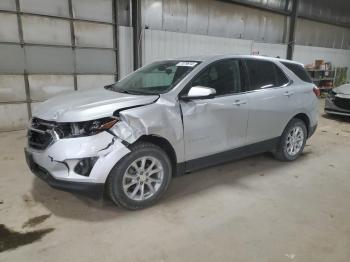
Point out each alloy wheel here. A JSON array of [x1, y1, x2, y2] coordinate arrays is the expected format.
[[285, 126, 304, 156], [122, 156, 164, 201]]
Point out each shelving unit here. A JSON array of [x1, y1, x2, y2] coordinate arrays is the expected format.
[[306, 68, 336, 93]]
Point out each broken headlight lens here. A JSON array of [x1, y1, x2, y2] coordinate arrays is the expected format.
[[73, 117, 119, 137], [56, 117, 119, 138]]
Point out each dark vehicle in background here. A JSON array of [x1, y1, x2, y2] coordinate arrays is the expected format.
[[325, 84, 350, 116]]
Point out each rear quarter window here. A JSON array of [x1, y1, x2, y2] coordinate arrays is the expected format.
[[282, 62, 312, 83], [245, 59, 289, 90]]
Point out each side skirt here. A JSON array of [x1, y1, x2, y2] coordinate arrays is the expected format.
[[175, 137, 280, 175]]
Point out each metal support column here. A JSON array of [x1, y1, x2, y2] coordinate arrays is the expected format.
[[132, 0, 141, 70], [15, 0, 32, 118], [68, 0, 78, 91], [286, 0, 299, 60], [113, 0, 120, 81]]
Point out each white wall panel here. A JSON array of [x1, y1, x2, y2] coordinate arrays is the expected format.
[[294, 45, 350, 67], [143, 29, 252, 65], [251, 42, 287, 58], [72, 0, 112, 23], [77, 75, 115, 90], [0, 75, 26, 102], [28, 75, 74, 101], [0, 0, 16, 11], [294, 45, 350, 80], [75, 49, 116, 73], [0, 45, 25, 73], [20, 0, 69, 17], [0, 103, 28, 131], [22, 15, 71, 45], [118, 26, 134, 78], [0, 13, 19, 42], [25, 46, 74, 73], [74, 21, 113, 48]]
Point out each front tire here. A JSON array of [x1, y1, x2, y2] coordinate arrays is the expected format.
[[274, 118, 307, 161], [107, 142, 172, 210]]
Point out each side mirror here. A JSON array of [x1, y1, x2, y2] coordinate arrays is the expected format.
[[180, 86, 216, 100]]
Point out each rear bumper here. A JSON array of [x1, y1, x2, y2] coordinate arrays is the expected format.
[[25, 148, 104, 199]]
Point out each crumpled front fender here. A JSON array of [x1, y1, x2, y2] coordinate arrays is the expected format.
[[110, 98, 185, 162]]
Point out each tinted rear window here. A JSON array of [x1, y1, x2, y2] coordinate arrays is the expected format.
[[245, 60, 289, 90], [282, 62, 312, 83]]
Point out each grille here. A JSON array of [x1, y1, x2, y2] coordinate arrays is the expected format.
[[334, 97, 350, 111], [28, 118, 55, 150]]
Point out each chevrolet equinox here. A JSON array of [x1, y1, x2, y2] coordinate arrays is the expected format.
[[25, 55, 319, 209]]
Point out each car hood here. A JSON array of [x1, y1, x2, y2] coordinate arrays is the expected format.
[[334, 84, 350, 97], [33, 88, 159, 122]]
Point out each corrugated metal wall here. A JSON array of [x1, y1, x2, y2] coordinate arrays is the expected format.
[[0, 0, 118, 131], [141, 0, 350, 49], [298, 0, 350, 27], [295, 19, 350, 49], [141, 0, 288, 44], [142, 29, 287, 65]]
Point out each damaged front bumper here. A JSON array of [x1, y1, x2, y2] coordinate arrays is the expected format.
[[25, 131, 131, 198], [325, 97, 350, 116]]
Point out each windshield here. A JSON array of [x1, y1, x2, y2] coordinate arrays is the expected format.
[[106, 60, 200, 95]]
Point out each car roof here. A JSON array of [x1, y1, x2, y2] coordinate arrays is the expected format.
[[174, 54, 304, 66]]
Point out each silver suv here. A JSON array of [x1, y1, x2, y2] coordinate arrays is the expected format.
[[25, 55, 319, 209]]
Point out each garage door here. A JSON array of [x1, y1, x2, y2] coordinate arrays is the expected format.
[[0, 0, 118, 131]]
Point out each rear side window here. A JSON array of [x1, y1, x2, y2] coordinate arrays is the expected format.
[[245, 60, 289, 91], [282, 62, 312, 83]]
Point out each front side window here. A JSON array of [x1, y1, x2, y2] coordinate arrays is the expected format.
[[190, 59, 244, 96], [245, 59, 289, 91], [107, 60, 200, 95]]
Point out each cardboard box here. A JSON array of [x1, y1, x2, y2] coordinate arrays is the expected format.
[[315, 59, 324, 69]]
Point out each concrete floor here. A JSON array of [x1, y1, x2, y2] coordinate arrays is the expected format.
[[1, 100, 350, 261]]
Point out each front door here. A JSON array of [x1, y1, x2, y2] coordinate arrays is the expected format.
[[180, 59, 249, 161]]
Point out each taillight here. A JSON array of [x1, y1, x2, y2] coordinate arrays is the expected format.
[[313, 86, 320, 97]]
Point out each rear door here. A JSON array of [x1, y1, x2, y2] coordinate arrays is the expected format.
[[243, 59, 294, 145], [180, 59, 249, 161]]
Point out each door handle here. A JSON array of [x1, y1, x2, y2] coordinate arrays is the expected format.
[[232, 100, 247, 106], [284, 91, 294, 97]]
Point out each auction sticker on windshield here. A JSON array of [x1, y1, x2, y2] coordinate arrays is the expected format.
[[176, 62, 198, 67]]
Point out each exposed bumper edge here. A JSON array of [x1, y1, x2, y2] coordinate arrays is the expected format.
[[25, 148, 104, 199], [308, 124, 317, 138], [325, 108, 350, 117]]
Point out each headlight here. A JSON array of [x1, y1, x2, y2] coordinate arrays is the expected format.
[[55, 117, 119, 138], [328, 90, 336, 99]]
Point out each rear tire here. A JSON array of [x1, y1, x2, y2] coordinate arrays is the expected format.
[[107, 142, 172, 210], [274, 118, 307, 161]]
